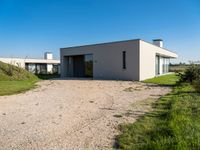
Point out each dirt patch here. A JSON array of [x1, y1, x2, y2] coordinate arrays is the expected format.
[[0, 79, 170, 150]]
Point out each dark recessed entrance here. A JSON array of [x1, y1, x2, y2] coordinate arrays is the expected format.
[[73, 55, 85, 77], [66, 54, 93, 78]]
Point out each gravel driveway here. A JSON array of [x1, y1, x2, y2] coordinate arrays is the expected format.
[[0, 79, 170, 150]]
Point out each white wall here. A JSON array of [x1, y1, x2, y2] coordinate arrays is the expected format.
[[139, 40, 178, 80], [0, 57, 60, 74], [44, 53, 53, 60], [60, 39, 177, 81], [139, 42, 156, 81], [47, 64, 53, 73], [0, 58, 26, 68], [60, 40, 140, 80]]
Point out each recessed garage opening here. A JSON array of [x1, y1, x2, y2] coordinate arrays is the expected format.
[[66, 54, 93, 78]]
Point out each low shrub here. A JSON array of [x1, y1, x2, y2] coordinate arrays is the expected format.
[[193, 77, 200, 93], [179, 64, 200, 83], [178, 64, 200, 93]]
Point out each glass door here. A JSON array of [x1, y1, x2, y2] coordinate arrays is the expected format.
[[155, 56, 160, 75], [84, 54, 93, 77]]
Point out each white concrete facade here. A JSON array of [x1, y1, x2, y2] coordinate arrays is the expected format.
[[44, 52, 53, 60], [153, 39, 163, 48], [0, 57, 26, 68], [60, 39, 178, 81], [139, 40, 177, 80], [0, 53, 60, 74]]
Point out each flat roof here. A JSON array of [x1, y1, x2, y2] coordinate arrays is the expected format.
[[60, 38, 177, 55], [0, 57, 60, 64], [153, 39, 163, 41], [60, 39, 140, 49]]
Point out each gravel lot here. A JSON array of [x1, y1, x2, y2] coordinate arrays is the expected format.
[[0, 79, 170, 150]]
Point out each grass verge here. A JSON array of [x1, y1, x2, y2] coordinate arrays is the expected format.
[[0, 79, 38, 96], [116, 74, 200, 150], [143, 73, 179, 86]]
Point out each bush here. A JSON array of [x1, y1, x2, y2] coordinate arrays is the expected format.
[[179, 65, 200, 83], [7, 65, 14, 76], [178, 64, 200, 93], [193, 77, 200, 93]]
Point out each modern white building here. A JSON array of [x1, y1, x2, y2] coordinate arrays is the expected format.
[[0, 52, 60, 74], [60, 39, 178, 81]]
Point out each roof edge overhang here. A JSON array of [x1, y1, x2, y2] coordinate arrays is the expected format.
[[156, 52, 178, 59]]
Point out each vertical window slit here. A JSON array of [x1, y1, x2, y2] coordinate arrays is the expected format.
[[123, 51, 126, 69]]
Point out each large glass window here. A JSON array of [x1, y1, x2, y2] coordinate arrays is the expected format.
[[39, 64, 47, 74], [25, 63, 36, 73], [25, 63, 47, 74], [166, 59, 169, 72], [156, 56, 170, 75], [52, 64, 60, 74], [84, 54, 93, 77], [165, 58, 170, 73], [162, 58, 165, 74], [155, 56, 159, 75], [162, 58, 170, 74]]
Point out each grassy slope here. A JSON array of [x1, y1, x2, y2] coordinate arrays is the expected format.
[[116, 74, 200, 150], [0, 61, 38, 96]]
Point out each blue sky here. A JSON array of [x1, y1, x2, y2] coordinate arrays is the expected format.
[[0, 0, 199, 63]]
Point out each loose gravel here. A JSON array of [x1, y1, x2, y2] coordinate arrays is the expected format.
[[0, 79, 170, 150]]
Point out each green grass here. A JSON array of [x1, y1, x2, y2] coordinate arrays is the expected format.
[[0, 80, 38, 96], [116, 75, 200, 150], [0, 61, 37, 81], [0, 61, 39, 96], [36, 74, 60, 80], [143, 73, 179, 86]]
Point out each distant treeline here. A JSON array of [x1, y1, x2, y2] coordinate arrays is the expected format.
[[169, 63, 189, 73], [169, 62, 200, 73]]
